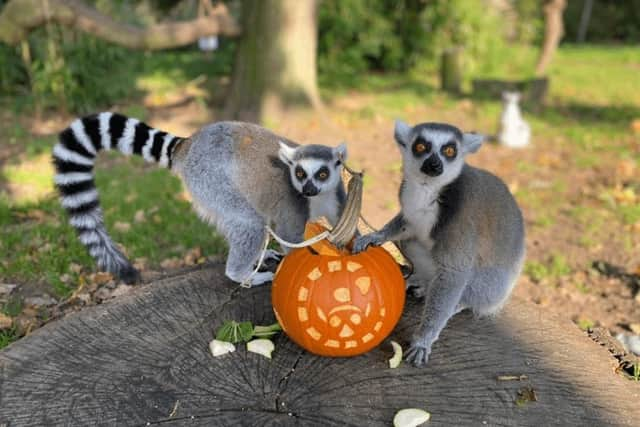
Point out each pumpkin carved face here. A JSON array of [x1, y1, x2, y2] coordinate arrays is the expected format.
[[272, 225, 405, 357]]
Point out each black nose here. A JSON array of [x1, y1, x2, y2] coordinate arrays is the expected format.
[[302, 181, 319, 196], [420, 155, 443, 177]]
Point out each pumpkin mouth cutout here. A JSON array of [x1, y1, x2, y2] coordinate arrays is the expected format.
[[328, 305, 362, 315]]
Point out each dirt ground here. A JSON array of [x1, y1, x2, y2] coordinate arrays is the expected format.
[[2, 95, 639, 349]]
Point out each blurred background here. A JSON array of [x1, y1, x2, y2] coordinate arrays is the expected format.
[[0, 0, 638, 363]]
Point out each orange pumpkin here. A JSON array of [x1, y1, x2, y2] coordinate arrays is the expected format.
[[272, 224, 405, 357]]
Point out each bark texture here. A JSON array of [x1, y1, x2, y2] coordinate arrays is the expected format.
[[535, 0, 568, 76], [1, 264, 639, 426], [224, 0, 320, 123]]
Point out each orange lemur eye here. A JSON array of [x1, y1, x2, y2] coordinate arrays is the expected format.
[[315, 167, 330, 181], [295, 166, 307, 180], [412, 138, 432, 156], [443, 145, 457, 158]]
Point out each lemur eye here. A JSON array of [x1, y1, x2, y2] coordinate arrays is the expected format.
[[442, 144, 457, 158], [412, 138, 432, 156], [295, 166, 307, 180], [315, 167, 330, 181]]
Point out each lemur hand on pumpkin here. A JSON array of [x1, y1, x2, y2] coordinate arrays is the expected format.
[[53, 113, 347, 287], [353, 120, 525, 367]]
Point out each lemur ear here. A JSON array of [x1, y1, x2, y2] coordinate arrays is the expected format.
[[333, 143, 347, 163], [462, 133, 484, 154], [394, 119, 411, 147], [278, 141, 296, 166]]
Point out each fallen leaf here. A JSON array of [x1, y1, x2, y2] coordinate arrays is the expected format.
[[114, 221, 131, 232], [133, 257, 148, 271], [160, 257, 183, 269], [515, 386, 537, 406], [111, 284, 133, 298], [184, 247, 202, 265], [0, 313, 13, 330], [91, 272, 113, 285], [134, 210, 146, 223], [630, 119, 640, 134], [69, 263, 83, 274]]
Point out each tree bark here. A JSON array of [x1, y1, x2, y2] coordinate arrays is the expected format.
[[1, 265, 639, 425], [576, 0, 594, 43], [224, 0, 321, 123], [535, 0, 567, 76], [0, 0, 240, 48]]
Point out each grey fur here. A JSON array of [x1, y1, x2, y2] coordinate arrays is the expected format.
[[353, 120, 525, 367], [176, 122, 345, 285], [54, 115, 346, 287]]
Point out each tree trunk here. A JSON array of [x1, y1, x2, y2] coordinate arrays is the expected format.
[[440, 47, 463, 94], [535, 0, 567, 76], [224, 0, 320, 123], [576, 0, 594, 43]]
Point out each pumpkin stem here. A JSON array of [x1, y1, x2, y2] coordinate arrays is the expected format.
[[328, 163, 363, 248]]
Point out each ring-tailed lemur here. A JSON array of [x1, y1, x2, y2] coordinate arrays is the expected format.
[[53, 113, 347, 286], [353, 120, 525, 367], [498, 91, 530, 148]]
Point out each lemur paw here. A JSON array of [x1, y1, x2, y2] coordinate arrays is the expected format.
[[352, 233, 384, 253], [263, 249, 284, 262], [256, 250, 283, 272], [405, 342, 432, 367], [246, 271, 274, 287]]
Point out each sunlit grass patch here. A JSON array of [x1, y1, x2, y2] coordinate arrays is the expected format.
[[1, 148, 227, 297], [2, 153, 55, 204]]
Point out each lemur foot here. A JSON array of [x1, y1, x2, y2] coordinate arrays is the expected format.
[[245, 271, 274, 287], [255, 249, 283, 272], [352, 232, 384, 253], [405, 341, 432, 367], [405, 278, 426, 298], [407, 285, 426, 299], [263, 249, 284, 262]]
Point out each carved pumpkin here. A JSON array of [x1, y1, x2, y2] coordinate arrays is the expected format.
[[272, 224, 405, 357]]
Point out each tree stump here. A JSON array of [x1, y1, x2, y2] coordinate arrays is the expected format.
[[1, 264, 638, 426]]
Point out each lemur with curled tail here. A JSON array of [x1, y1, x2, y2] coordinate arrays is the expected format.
[[53, 113, 347, 286], [353, 120, 525, 367]]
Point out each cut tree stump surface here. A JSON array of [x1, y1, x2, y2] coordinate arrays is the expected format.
[[1, 264, 638, 426]]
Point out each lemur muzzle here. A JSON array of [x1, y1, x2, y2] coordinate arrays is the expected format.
[[421, 154, 443, 176], [302, 181, 320, 196]]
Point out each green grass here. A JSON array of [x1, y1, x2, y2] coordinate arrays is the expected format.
[[0, 134, 227, 298], [524, 254, 572, 284], [0, 327, 19, 349]]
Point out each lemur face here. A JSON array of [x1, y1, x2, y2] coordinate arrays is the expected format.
[[278, 143, 347, 197], [394, 120, 484, 185]]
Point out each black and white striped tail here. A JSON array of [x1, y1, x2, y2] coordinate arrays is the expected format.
[[52, 112, 185, 283]]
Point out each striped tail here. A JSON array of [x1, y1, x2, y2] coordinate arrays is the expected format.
[[52, 112, 185, 283]]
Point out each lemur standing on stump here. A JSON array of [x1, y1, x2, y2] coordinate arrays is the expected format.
[[353, 120, 525, 367], [53, 113, 347, 286]]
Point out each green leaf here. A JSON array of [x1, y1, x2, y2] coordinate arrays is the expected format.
[[237, 321, 255, 342], [215, 321, 281, 343]]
